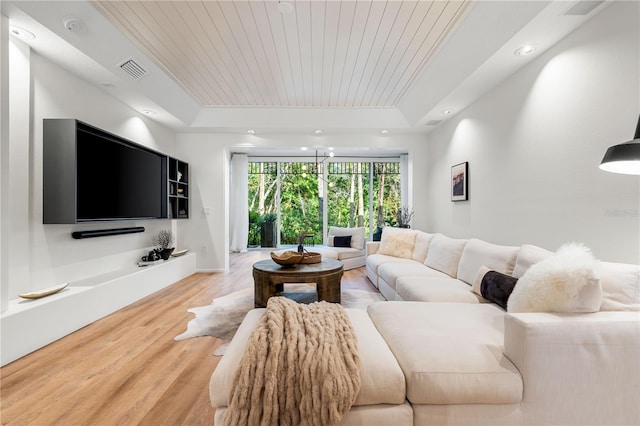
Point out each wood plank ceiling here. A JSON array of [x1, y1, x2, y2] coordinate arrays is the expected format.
[[94, 1, 471, 108]]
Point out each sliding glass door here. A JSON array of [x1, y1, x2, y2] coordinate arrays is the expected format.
[[247, 157, 402, 247]]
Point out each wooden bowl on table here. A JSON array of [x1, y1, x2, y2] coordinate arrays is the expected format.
[[270, 251, 303, 267]]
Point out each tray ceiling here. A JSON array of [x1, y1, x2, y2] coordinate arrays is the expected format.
[[94, 0, 471, 108], [2, 0, 610, 131]]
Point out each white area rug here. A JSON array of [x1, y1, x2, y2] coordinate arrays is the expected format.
[[175, 284, 385, 355]]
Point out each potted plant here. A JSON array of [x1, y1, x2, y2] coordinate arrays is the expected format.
[[152, 229, 174, 260], [260, 213, 277, 248], [396, 206, 414, 228]]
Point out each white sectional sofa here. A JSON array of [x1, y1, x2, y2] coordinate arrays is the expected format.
[[210, 227, 640, 425]]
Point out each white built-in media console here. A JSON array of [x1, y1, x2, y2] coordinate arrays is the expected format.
[[0, 119, 196, 366], [1, 252, 196, 366]]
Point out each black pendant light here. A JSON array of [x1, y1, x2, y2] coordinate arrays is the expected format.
[[599, 115, 640, 175]]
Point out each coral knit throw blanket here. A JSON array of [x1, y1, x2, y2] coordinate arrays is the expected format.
[[224, 297, 361, 426]]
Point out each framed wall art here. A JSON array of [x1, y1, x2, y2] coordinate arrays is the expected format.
[[451, 162, 468, 201]]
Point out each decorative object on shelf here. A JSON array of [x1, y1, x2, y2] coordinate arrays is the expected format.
[[137, 259, 164, 267], [600, 114, 640, 175], [271, 250, 303, 266], [141, 250, 161, 262], [451, 161, 468, 201], [170, 248, 189, 257], [152, 229, 174, 260], [396, 205, 414, 228], [19, 282, 69, 299]]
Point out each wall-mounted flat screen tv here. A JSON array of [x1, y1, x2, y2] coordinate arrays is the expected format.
[[76, 127, 165, 221], [43, 119, 168, 223]]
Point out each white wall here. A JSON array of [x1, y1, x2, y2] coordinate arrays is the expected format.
[[2, 48, 179, 306], [425, 1, 639, 264], [176, 132, 429, 271], [1, 14, 10, 312]]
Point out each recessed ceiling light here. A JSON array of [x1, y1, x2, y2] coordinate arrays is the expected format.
[[141, 109, 157, 116], [442, 109, 454, 115], [314, 130, 323, 135], [277, 1, 294, 14], [9, 26, 35, 40], [329, 152, 335, 157], [301, 147, 308, 151], [514, 45, 536, 56], [63, 16, 82, 32], [247, 130, 255, 135], [381, 129, 390, 135]]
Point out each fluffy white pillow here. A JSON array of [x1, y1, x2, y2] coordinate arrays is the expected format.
[[378, 227, 418, 259], [507, 243, 602, 313]]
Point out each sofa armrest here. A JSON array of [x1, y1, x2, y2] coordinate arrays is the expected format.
[[504, 312, 640, 425], [366, 241, 380, 256]]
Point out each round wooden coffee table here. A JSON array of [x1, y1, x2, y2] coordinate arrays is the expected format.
[[253, 258, 344, 308]]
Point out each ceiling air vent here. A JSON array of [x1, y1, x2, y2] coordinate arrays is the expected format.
[[563, 0, 603, 16], [425, 120, 442, 126], [118, 58, 148, 80]]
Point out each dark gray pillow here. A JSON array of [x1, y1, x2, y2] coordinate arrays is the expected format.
[[480, 271, 518, 310], [333, 235, 352, 248]]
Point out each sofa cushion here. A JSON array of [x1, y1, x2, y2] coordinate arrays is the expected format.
[[368, 302, 523, 405], [378, 263, 450, 291], [328, 226, 366, 250], [508, 243, 601, 313], [412, 231, 436, 263], [512, 244, 554, 279], [396, 276, 487, 303], [596, 261, 640, 311], [424, 234, 467, 278], [210, 308, 406, 408], [378, 227, 418, 259], [366, 253, 417, 276], [456, 238, 519, 285]]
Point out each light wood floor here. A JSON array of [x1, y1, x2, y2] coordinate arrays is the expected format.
[[0, 251, 376, 425]]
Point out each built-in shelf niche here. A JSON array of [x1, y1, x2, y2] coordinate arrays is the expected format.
[[168, 157, 189, 219]]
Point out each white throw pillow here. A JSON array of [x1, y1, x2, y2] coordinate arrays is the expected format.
[[424, 234, 467, 278], [412, 231, 435, 263], [327, 226, 365, 250], [456, 239, 519, 285], [507, 243, 602, 313], [596, 261, 640, 311], [377, 227, 418, 260], [512, 244, 554, 278]]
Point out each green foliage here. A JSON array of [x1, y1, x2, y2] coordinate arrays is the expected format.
[[248, 161, 401, 245], [248, 211, 261, 246], [249, 210, 261, 223], [260, 213, 277, 223]]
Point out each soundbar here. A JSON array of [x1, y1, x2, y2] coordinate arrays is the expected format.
[[71, 227, 145, 239]]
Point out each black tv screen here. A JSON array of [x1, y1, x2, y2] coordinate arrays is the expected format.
[[76, 128, 164, 221]]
